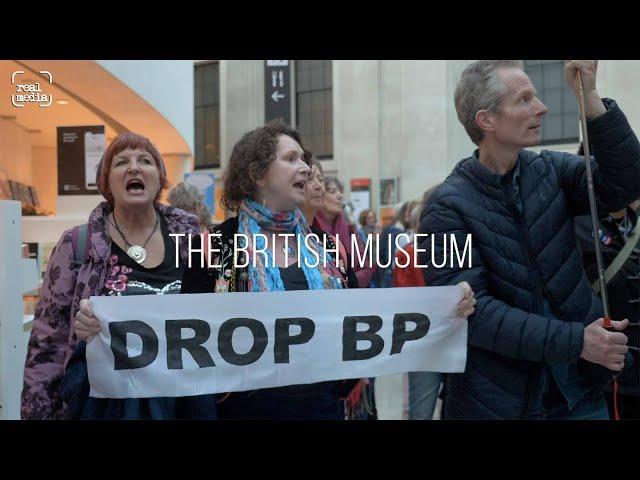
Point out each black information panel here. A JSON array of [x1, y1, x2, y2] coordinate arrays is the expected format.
[[264, 60, 291, 124], [57, 125, 105, 196]]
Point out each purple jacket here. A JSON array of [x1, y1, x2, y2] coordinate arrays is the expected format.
[[21, 201, 199, 419]]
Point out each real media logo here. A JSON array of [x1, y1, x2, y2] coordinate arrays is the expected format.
[[11, 70, 53, 108]]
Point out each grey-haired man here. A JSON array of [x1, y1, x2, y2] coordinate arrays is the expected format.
[[420, 61, 639, 419]]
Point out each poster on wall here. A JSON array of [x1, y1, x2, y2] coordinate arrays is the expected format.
[[350, 178, 371, 224], [380, 177, 399, 206], [214, 187, 225, 224], [184, 172, 215, 220], [57, 126, 105, 196]]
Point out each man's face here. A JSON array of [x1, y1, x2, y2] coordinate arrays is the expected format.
[[490, 68, 549, 149]]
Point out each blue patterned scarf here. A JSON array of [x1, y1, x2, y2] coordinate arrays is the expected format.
[[237, 199, 344, 292]]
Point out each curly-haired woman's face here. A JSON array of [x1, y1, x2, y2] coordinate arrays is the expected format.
[[255, 135, 310, 212]]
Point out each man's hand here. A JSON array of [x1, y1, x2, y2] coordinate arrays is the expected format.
[[565, 60, 606, 119], [580, 317, 629, 371], [456, 281, 476, 317]]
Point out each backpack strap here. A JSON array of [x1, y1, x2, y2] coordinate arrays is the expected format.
[[593, 222, 640, 293], [71, 223, 90, 269]]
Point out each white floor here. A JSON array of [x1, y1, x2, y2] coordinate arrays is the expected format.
[[374, 374, 406, 420], [373, 373, 442, 420]]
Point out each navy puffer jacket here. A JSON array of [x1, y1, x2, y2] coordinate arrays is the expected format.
[[419, 99, 639, 419]]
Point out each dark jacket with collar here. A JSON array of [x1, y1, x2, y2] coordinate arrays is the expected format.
[[418, 98, 640, 419]]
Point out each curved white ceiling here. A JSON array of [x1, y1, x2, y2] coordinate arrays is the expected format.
[[1, 60, 191, 156]]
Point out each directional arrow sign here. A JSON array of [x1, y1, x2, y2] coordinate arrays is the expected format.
[[271, 90, 285, 102], [265, 61, 291, 124]]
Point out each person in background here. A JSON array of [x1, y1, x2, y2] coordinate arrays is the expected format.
[[315, 177, 376, 288], [300, 157, 375, 418], [393, 185, 445, 419], [356, 208, 381, 287], [376, 200, 415, 288], [575, 144, 640, 419], [301, 159, 358, 289], [401, 200, 420, 245], [357, 209, 379, 244], [393, 187, 440, 288], [167, 181, 211, 231]]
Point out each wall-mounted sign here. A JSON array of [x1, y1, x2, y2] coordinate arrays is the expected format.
[[350, 178, 371, 223], [380, 177, 399, 206], [57, 125, 105, 196], [264, 60, 291, 124]]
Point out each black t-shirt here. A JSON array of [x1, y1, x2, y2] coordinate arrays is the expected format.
[[104, 216, 184, 297], [278, 263, 309, 290], [61, 216, 216, 419]]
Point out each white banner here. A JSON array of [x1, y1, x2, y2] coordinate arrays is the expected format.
[[87, 286, 468, 399]]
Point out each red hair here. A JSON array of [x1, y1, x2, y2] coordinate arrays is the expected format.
[[96, 132, 170, 204]]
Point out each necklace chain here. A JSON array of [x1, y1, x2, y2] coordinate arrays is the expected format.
[[109, 208, 159, 253]]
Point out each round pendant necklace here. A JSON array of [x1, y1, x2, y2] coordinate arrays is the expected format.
[[110, 209, 160, 265]]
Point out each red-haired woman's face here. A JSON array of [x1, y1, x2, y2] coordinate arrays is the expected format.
[[108, 148, 161, 209]]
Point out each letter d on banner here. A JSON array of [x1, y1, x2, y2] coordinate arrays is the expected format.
[[110, 321, 159, 370]]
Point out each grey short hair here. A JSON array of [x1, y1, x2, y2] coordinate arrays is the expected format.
[[167, 182, 203, 214], [324, 176, 344, 193], [455, 60, 524, 145]]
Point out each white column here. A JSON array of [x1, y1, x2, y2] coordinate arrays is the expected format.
[[0, 200, 25, 419]]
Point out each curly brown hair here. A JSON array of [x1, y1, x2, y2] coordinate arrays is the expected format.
[[221, 119, 311, 212]]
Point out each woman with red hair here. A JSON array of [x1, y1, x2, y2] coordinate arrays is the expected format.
[[21, 132, 217, 419]]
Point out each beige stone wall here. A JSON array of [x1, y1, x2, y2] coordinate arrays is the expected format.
[[333, 60, 476, 209], [199, 60, 640, 217], [30, 146, 56, 213], [0, 118, 33, 186]]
